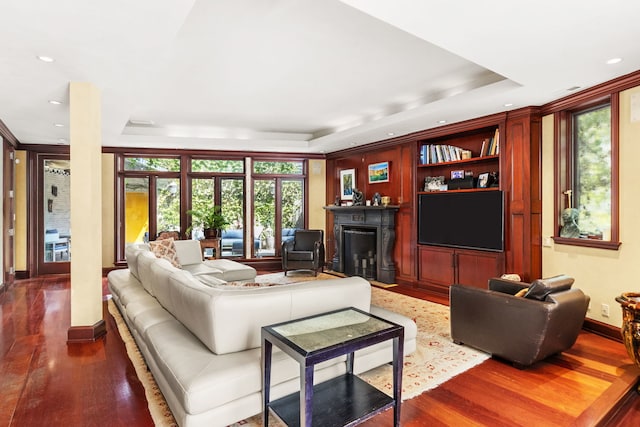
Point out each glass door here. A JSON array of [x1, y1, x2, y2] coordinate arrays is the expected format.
[[37, 156, 71, 275]]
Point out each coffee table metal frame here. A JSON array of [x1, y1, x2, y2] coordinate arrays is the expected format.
[[261, 307, 404, 427]]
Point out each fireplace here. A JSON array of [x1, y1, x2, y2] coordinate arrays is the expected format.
[[343, 228, 377, 279], [324, 205, 399, 284]]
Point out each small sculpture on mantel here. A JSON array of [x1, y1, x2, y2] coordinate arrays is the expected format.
[[372, 192, 381, 206], [352, 188, 364, 206]]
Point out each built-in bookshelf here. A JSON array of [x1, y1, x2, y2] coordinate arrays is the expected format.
[[415, 123, 505, 292], [417, 126, 501, 193]]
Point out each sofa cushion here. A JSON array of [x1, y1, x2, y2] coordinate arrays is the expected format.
[[149, 257, 182, 304], [202, 259, 257, 281], [125, 243, 149, 280], [524, 275, 574, 301], [286, 250, 314, 261], [137, 251, 161, 295], [149, 238, 182, 268], [173, 239, 204, 266], [181, 263, 224, 277]]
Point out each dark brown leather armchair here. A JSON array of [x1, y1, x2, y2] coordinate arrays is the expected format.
[[282, 229, 325, 276], [450, 275, 590, 367]]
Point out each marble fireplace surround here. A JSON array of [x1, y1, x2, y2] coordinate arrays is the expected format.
[[324, 205, 399, 284]]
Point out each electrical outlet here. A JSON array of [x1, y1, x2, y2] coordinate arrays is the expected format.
[[601, 303, 610, 318]]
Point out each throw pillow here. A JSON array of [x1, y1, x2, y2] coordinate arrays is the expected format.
[[514, 287, 529, 297], [524, 275, 574, 301], [149, 238, 182, 269]]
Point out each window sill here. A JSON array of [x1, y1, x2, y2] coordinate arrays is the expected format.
[[552, 236, 621, 250]]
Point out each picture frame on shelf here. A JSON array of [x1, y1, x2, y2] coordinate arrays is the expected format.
[[451, 170, 464, 180], [340, 168, 356, 200], [478, 172, 489, 188], [368, 161, 390, 183], [424, 176, 445, 192]]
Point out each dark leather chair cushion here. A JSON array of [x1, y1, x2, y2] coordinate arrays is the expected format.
[[524, 274, 574, 301], [287, 250, 314, 261]]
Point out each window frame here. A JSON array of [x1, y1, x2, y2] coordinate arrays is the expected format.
[[553, 93, 621, 249]]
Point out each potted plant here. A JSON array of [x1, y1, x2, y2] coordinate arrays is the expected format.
[[186, 205, 229, 239]]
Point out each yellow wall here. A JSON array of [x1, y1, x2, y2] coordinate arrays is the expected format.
[[101, 154, 115, 268], [542, 85, 640, 327], [308, 159, 327, 233], [124, 192, 149, 244], [14, 150, 27, 271]]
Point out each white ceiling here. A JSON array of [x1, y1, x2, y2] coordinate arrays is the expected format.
[[1, 0, 640, 154]]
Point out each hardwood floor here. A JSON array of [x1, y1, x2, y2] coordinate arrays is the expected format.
[[1, 274, 639, 426]]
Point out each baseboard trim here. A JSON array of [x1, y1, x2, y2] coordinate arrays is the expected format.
[[67, 320, 107, 344], [583, 318, 622, 342]]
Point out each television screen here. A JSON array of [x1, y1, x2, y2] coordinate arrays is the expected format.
[[418, 191, 504, 251]]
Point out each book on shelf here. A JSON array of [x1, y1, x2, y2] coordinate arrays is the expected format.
[[422, 144, 465, 164], [480, 139, 489, 157]]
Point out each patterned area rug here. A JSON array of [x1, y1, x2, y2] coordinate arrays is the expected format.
[[108, 272, 490, 427]]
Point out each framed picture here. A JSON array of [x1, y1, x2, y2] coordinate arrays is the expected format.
[[451, 170, 464, 180], [424, 176, 445, 192], [478, 172, 489, 188], [340, 169, 356, 200], [368, 161, 389, 183]]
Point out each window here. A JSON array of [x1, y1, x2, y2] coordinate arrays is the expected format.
[[118, 157, 181, 256], [555, 97, 620, 249], [253, 160, 305, 257], [116, 154, 307, 262]]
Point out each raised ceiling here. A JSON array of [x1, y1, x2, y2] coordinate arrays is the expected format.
[[1, 0, 640, 154]]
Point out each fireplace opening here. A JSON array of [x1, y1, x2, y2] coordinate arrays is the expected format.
[[343, 228, 377, 280]]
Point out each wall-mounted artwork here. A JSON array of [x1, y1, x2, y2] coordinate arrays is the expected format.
[[368, 161, 389, 183], [51, 185, 58, 197], [340, 169, 356, 200]]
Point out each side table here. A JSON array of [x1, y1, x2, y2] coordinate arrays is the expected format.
[[262, 307, 404, 427], [199, 238, 221, 260]]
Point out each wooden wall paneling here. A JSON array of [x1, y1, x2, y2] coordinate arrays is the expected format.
[[325, 158, 337, 268], [504, 108, 542, 282], [394, 143, 416, 284]]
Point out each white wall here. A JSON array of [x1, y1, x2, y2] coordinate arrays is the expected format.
[[542, 85, 640, 327]]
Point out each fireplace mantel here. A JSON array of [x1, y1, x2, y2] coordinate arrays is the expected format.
[[324, 205, 399, 283]]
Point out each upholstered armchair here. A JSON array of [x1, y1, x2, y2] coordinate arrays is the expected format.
[[450, 275, 590, 367], [282, 229, 325, 276]]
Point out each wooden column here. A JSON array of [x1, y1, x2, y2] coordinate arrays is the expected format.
[[67, 82, 105, 343], [503, 107, 542, 282]]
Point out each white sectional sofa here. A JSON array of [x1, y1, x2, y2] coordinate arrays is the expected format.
[[107, 240, 417, 427]]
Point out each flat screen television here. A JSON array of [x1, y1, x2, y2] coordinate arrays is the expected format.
[[418, 191, 504, 251]]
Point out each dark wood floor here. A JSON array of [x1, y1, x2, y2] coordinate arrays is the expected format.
[[1, 274, 640, 426]]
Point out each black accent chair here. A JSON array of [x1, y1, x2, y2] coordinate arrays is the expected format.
[[282, 229, 325, 276], [450, 275, 590, 368]]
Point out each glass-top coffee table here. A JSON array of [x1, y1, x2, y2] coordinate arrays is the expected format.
[[261, 307, 404, 427]]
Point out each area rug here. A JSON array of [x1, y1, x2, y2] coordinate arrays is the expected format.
[[108, 273, 490, 427]]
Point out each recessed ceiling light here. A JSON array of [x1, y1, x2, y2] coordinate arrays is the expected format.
[[48, 100, 62, 105], [53, 123, 64, 127], [567, 86, 581, 91], [504, 103, 513, 107], [437, 120, 447, 124], [606, 57, 623, 65], [58, 138, 66, 143], [387, 132, 395, 136], [37, 55, 55, 63]]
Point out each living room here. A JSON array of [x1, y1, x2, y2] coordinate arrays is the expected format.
[[3, 1, 640, 426]]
